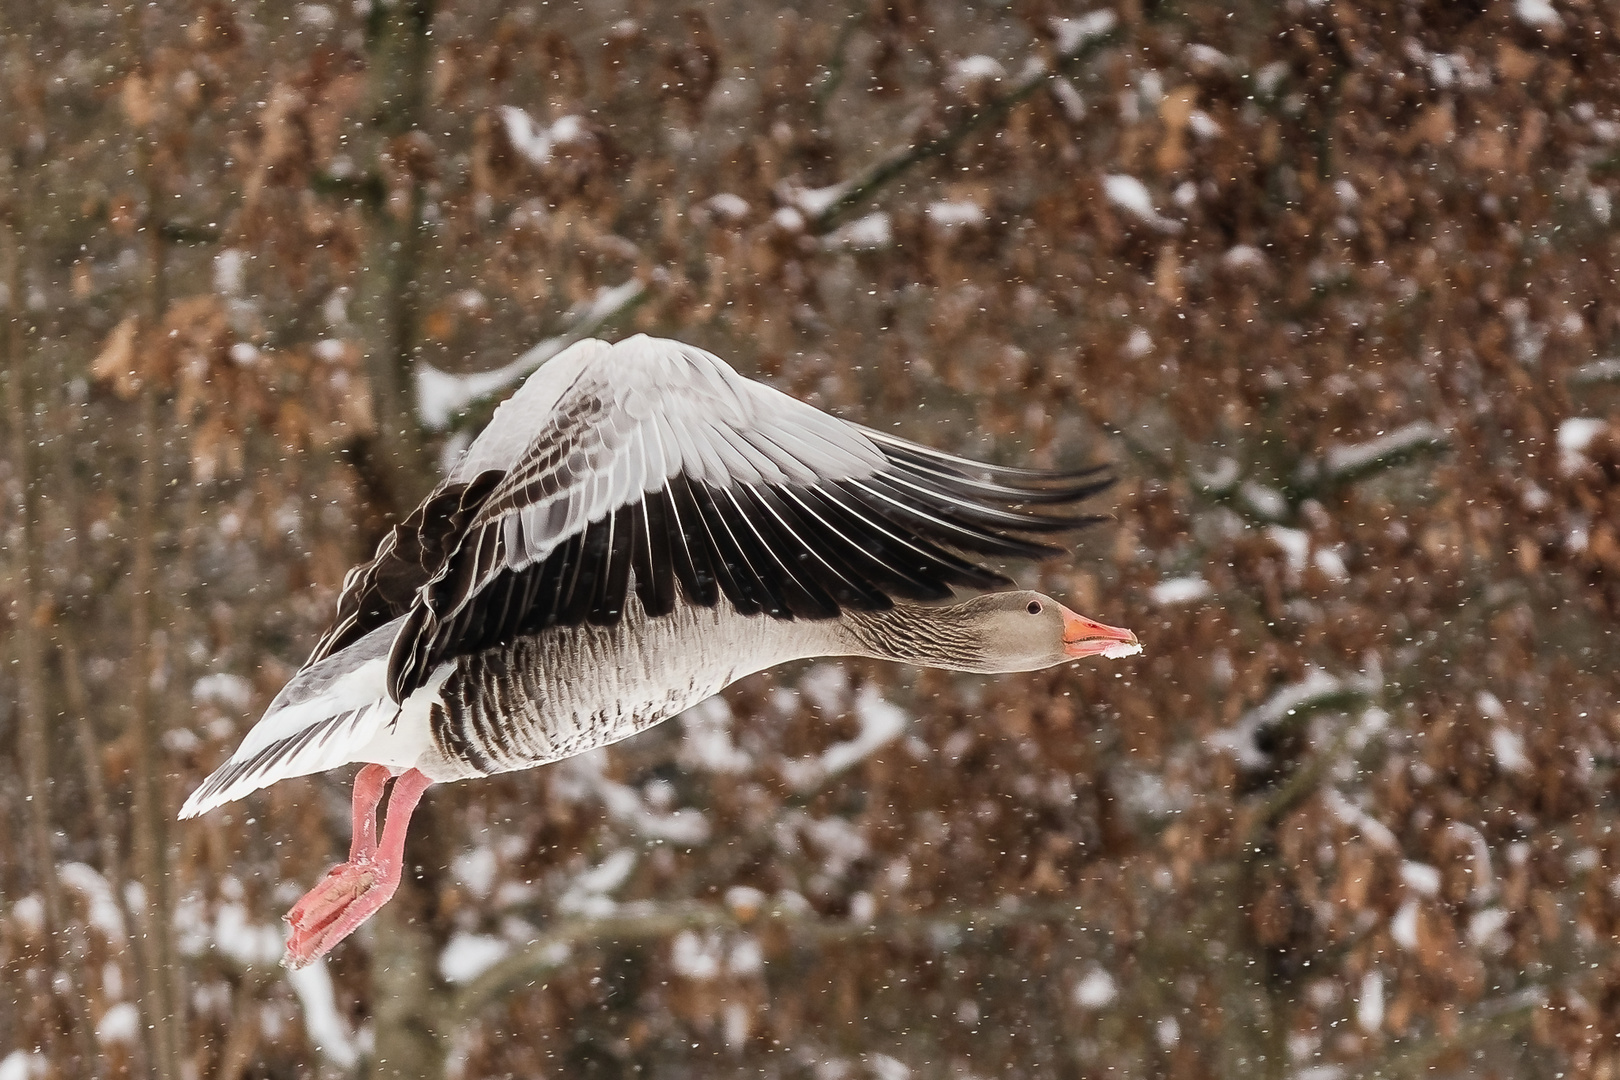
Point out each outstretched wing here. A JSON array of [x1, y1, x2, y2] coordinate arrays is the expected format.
[[382, 335, 1110, 701]]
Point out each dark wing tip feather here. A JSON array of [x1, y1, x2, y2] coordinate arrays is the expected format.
[[867, 431, 1115, 552], [865, 428, 1113, 483]]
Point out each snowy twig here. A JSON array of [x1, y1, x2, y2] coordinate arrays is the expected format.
[[414, 277, 648, 430], [1294, 421, 1449, 495], [285, 961, 363, 1070], [449, 898, 1107, 1026], [1355, 987, 1545, 1080], [1244, 713, 1365, 841], [779, 685, 909, 792], [683, 680, 916, 895], [1569, 358, 1620, 388], [1209, 669, 1378, 772], [806, 17, 1121, 233]]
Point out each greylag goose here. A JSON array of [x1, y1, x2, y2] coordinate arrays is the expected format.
[[180, 335, 1139, 968]]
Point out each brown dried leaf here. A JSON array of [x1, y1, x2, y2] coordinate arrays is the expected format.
[[121, 72, 156, 127], [1156, 87, 1196, 174], [90, 315, 143, 400]]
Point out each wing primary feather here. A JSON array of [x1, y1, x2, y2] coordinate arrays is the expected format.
[[687, 479, 773, 616], [488, 561, 535, 645], [520, 556, 549, 631], [586, 504, 619, 624], [879, 438, 1109, 484], [641, 416, 703, 612], [863, 428, 1112, 483], [845, 476, 1065, 561], [875, 470, 1102, 532], [530, 528, 586, 633], [386, 606, 430, 703], [705, 482, 792, 617], [590, 503, 636, 625], [666, 473, 722, 608], [743, 423, 861, 484], [750, 485, 890, 610], [794, 485, 977, 600], [885, 452, 1114, 504], [629, 499, 655, 616], [819, 481, 1015, 590], [855, 475, 1077, 554], [770, 487, 898, 609], [559, 516, 609, 624], [647, 494, 678, 615], [634, 492, 679, 617], [729, 485, 841, 619]]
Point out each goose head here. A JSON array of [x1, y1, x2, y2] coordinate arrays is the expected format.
[[955, 590, 1140, 672]]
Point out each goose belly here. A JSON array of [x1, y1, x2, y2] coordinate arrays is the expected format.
[[423, 597, 800, 780]]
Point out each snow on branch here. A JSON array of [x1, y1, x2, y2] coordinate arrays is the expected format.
[[57, 862, 127, 944], [1049, 10, 1118, 54], [802, 14, 1122, 233], [1345, 985, 1546, 1077], [1297, 421, 1449, 492], [415, 277, 647, 430], [285, 961, 362, 1070], [594, 778, 712, 845], [558, 752, 712, 844], [556, 849, 638, 918], [780, 685, 909, 792], [1558, 416, 1610, 474], [1102, 174, 1182, 233], [449, 897, 1112, 1027], [1569, 357, 1620, 388], [1209, 668, 1379, 771]]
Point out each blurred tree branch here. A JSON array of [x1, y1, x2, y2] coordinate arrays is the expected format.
[[1347, 988, 1545, 1079], [810, 6, 867, 121], [807, 18, 1121, 234], [424, 277, 651, 437], [451, 898, 1106, 1027]]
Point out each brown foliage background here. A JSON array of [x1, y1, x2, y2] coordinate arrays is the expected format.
[[2, 1, 1617, 1078]]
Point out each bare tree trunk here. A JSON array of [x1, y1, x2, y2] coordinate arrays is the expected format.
[[351, 0, 435, 525], [1, 60, 106, 1074], [128, 378, 182, 1080], [120, 5, 182, 1076], [62, 618, 131, 1080], [350, 4, 450, 1076], [49, 303, 150, 1080]]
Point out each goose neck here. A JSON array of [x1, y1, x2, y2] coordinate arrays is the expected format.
[[833, 604, 988, 672]]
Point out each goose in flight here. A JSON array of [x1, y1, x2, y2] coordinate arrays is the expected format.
[[180, 335, 1140, 968]]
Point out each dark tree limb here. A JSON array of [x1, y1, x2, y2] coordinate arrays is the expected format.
[[806, 22, 1122, 234], [451, 898, 1109, 1027]]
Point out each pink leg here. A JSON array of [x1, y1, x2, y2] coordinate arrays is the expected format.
[[282, 767, 434, 969], [347, 763, 392, 860]]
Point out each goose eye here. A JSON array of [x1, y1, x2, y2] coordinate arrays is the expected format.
[[1026, 600, 1042, 615]]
